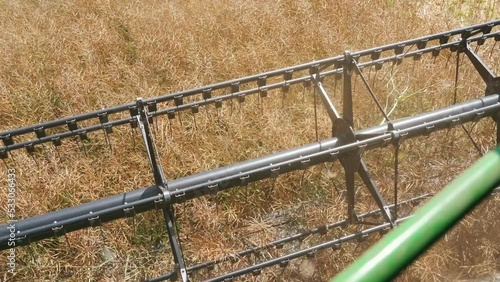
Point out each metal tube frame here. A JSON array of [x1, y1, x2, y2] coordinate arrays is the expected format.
[[0, 21, 499, 281]]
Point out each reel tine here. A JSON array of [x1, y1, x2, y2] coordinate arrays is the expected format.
[[10, 151, 18, 167], [127, 215, 137, 243], [79, 138, 88, 157], [51, 138, 62, 160], [99, 225, 107, 246], [203, 88, 212, 119], [88, 215, 106, 245], [267, 177, 277, 201], [393, 143, 400, 221], [132, 214, 136, 236], [30, 153, 38, 166], [238, 95, 244, 122], [154, 116, 159, 134], [63, 233, 72, 253], [257, 77, 267, 114], [98, 112, 113, 152], [489, 40, 496, 58], [215, 98, 223, 123], [193, 111, 198, 131], [230, 97, 234, 117], [302, 79, 309, 102], [212, 193, 220, 218], [132, 126, 137, 148], [168, 116, 173, 137], [445, 51, 453, 69], [178, 111, 183, 128], [27, 242, 39, 264], [282, 69, 293, 107], [453, 51, 460, 104], [244, 183, 248, 204], [52, 225, 73, 255], [278, 260, 289, 278], [378, 61, 392, 82], [104, 128, 113, 152], [1, 157, 8, 169], [124, 204, 136, 241], [368, 65, 375, 85], [461, 123, 483, 157], [331, 240, 342, 252], [372, 63, 383, 89], [191, 107, 198, 131], [40, 143, 52, 163], [34, 127, 51, 162], [24, 142, 35, 157], [230, 82, 240, 116], [352, 68, 358, 94]]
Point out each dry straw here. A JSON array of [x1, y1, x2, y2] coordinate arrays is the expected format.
[[0, 0, 498, 281]]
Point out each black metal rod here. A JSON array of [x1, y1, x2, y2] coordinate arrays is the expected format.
[[461, 124, 484, 156], [358, 160, 394, 226], [352, 61, 391, 123], [454, 51, 460, 104], [464, 41, 499, 94]]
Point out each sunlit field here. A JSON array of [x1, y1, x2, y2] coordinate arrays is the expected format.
[[0, 1, 498, 281]]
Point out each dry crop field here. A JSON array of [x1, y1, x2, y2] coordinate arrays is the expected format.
[[0, 0, 499, 281]]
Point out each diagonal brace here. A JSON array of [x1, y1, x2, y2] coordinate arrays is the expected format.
[[315, 79, 341, 122], [351, 60, 392, 123], [162, 197, 189, 282], [136, 98, 189, 282], [463, 41, 500, 95], [357, 160, 395, 227]]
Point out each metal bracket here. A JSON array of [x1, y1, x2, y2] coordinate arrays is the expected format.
[[311, 73, 395, 227], [136, 98, 189, 282], [334, 118, 395, 227], [463, 40, 500, 95]]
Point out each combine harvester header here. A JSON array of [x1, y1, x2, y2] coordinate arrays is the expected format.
[[1, 20, 499, 281]]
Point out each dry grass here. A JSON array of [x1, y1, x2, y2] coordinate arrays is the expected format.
[[0, 0, 499, 281]]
